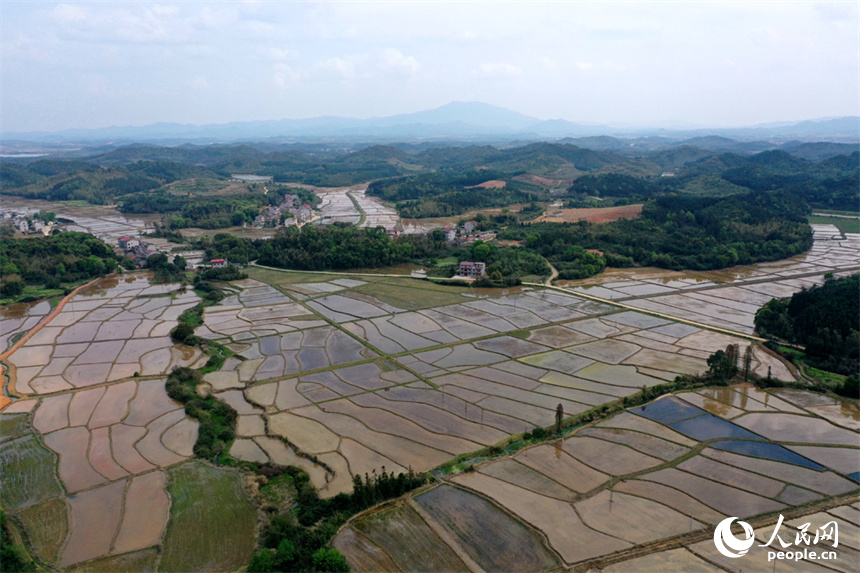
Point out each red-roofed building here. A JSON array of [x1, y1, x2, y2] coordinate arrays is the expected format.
[[118, 236, 139, 250], [211, 259, 227, 268]]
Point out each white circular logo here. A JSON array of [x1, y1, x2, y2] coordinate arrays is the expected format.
[[714, 517, 756, 558]]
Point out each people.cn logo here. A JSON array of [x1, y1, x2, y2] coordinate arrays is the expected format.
[[714, 517, 756, 558]]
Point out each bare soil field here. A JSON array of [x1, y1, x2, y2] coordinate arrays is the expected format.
[[533, 203, 644, 224], [469, 179, 507, 189]]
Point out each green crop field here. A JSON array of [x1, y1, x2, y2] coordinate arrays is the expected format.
[[161, 461, 256, 572], [354, 280, 468, 310], [0, 434, 63, 509], [0, 414, 30, 444], [67, 548, 158, 573], [16, 498, 68, 564], [808, 215, 860, 234]]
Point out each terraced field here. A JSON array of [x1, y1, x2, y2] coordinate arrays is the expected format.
[[197, 273, 786, 498], [0, 273, 253, 570], [562, 224, 860, 335], [179, 229, 858, 507], [336, 390, 859, 571], [1, 227, 857, 571]]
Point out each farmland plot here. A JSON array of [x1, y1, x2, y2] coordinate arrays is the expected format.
[[338, 385, 858, 569]]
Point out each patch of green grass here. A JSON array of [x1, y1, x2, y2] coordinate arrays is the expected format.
[[161, 461, 257, 572], [353, 279, 467, 310], [0, 286, 64, 306], [808, 215, 860, 234], [259, 473, 296, 510], [434, 256, 459, 266], [812, 208, 860, 217], [15, 497, 68, 565], [67, 548, 158, 573], [0, 435, 63, 510], [776, 346, 845, 389], [509, 330, 530, 340], [246, 267, 331, 286], [807, 367, 846, 386], [0, 414, 30, 444]]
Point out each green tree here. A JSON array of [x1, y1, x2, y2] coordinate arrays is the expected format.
[[247, 550, 276, 573], [311, 548, 349, 573], [706, 350, 736, 381], [0, 275, 25, 297]]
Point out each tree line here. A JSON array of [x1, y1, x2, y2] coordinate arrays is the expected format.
[[755, 274, 859, 378], [499, 190, 813, 272], [0, 232, 121, 298]]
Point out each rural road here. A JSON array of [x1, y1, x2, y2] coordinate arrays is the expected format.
[[545, 262, 559, 286]]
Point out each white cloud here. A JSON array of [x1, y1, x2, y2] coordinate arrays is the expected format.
[[574, 62, 594, 71], [273, 63, 302, 89], [479, 63, 521, 78], [316, 57, 357, 80], [51, 3, 88, 24], [377, 49, 420, 79]]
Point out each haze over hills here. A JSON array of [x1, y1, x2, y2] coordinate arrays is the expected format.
[[3, 102, 858, 147]]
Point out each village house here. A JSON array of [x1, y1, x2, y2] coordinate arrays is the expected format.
[[456, 261, 486, 278], [118, 236, 140, 250], [463, 220, 478, 234], [211, 259, 228, 268]]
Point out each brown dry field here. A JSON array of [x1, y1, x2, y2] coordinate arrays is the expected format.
[[469, 180, 507, 189], [533, 203, 644, 224]]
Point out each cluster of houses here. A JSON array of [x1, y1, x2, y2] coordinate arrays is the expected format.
[[2, 212, 53, 235], [117, 236, 162, 267], [440, 220, 496, 244], [253, 195, 313, 228]]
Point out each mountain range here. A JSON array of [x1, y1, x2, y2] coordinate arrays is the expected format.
[[3, 102, 859, 145]]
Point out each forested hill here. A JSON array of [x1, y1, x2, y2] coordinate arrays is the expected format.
[[498, 189, 813, 271], [755, 274, 860, 376], [0, 232, 120, 298], [1, 141, 857, 218]]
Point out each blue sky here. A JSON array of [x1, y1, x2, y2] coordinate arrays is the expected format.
[[2, 1, 858, 132]]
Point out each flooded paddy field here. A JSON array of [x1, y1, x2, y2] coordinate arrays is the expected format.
[[189, 259, 809, 499], [336, 387, 858, 571], [6, 274, 205, 395], [1, 223, 857, 571], [0, 272, 255, 570], [0, 196, 161, 245], [316, 186, 363, 226], [560, 225, 860, 335]]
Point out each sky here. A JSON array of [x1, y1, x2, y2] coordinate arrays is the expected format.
[[2, 1, 859, 133]]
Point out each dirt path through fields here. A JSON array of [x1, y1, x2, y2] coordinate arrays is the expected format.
[[0, 276, 102, 404]]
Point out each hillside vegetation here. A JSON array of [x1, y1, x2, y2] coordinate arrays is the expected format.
[[2, 143, 856, 222], [0, 232, 121, 299], [499, 190, 813, 271], [756, 274, 859, 377]]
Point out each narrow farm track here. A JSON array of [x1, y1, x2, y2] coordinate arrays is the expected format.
[[0, 276, 103, 405], [0, 276, 102, 362]]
